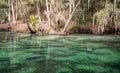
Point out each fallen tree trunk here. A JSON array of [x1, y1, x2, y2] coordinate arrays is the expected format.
[[62, 0, 81, 32]]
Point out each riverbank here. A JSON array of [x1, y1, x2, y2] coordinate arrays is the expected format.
[[0, 22, 120, 35]]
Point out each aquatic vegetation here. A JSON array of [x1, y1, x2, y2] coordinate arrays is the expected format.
[[0, 33, 120, 73]]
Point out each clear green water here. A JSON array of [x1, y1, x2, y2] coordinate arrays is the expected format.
[[0, 32, 120, 73]]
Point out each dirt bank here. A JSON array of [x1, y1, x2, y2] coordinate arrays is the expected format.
[[0, 22, 119, 35]]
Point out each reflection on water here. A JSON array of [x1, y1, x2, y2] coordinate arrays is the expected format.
[[0, 32, 120, 73]]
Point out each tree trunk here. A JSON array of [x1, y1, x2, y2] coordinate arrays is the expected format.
[[62, 0, 81, 32], [8, 0, 11, 25], [69, 0, 75, 15], [11, 0, 16, 25], [46, 0, 51, 28], [15, 0, 18, 20], [88, 0, 90, 9], [19, 0, 36, 33], [36, 0, 42, 23]]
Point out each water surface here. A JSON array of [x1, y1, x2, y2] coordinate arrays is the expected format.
[[0, 32, 120, 73]]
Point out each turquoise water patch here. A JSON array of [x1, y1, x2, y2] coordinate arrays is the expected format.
[[0, 33, 120, 73]]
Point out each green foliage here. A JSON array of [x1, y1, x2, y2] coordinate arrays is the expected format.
[[57, 20, 65, 28], [29, 15, 39, 31], [114, 15, 120, 22], [29, 15, 38, 23], [0, 1, 8, 20], [92, 3, 115, 25], [114, 12, 120, 29], [93, 8, 108, 25], [24, 0, 35, 4], [0, 10, 7, 19], [72, 0, 89, 24], [92, 3, 117, 32], [0, 2, 9, 9]]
